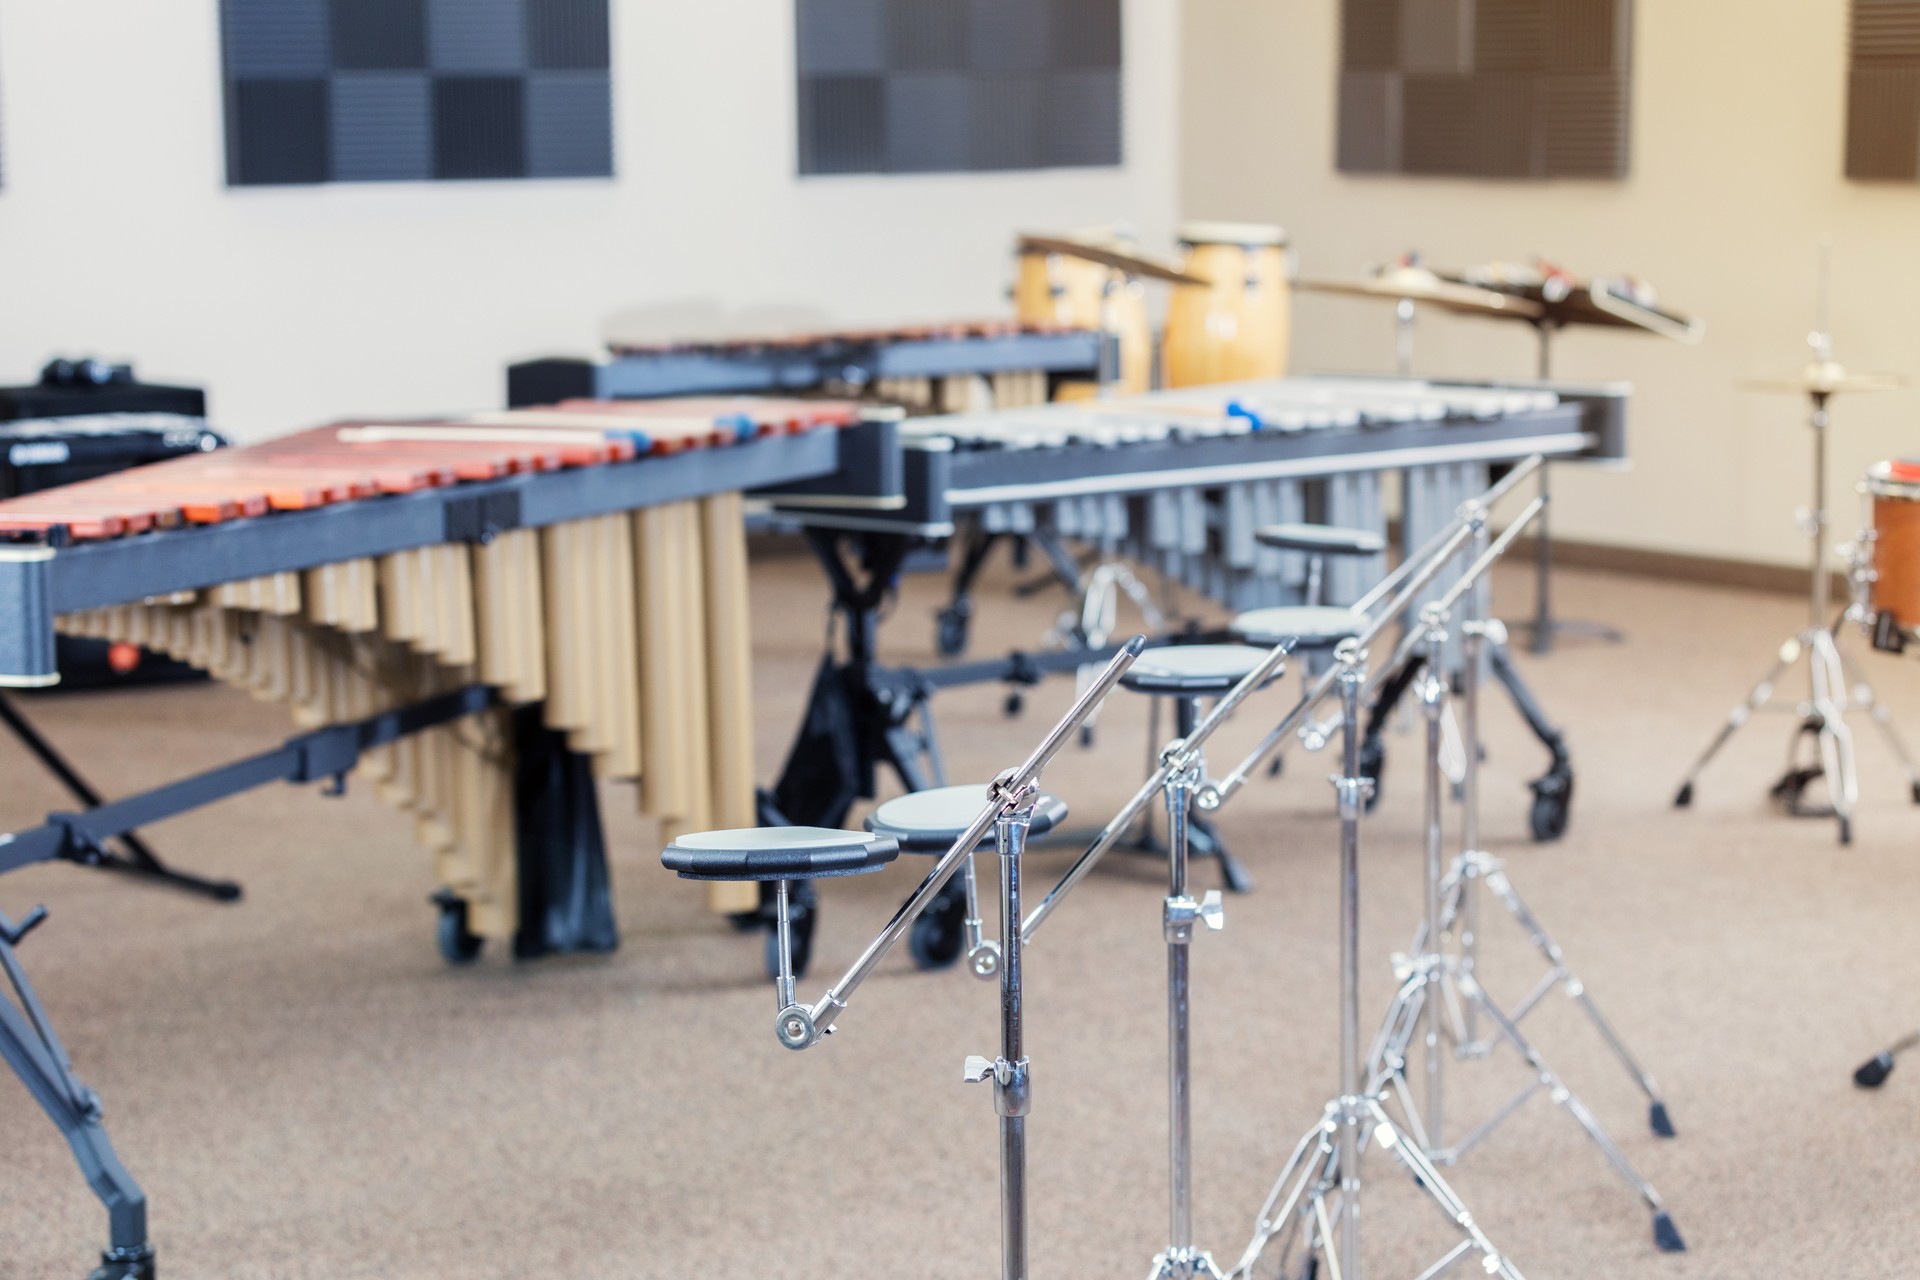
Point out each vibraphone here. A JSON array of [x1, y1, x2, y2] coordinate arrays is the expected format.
[[507, 318, 1113, 413], [0, 395, 890, 1280], [753, 374, 1625, 848]]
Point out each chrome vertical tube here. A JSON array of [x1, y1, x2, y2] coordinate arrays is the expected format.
[[997, 806, 1034, 1280], [1459, 515, 1489, 1048], [1419, 618, 1448, 1149], [774, 880, 797, 1012], [1335, 653, 1366, 1280], [1165, 759, 1196, 1257], [1812, 395, 1831, 629]]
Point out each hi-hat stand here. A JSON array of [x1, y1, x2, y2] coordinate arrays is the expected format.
[[668, 640, 1144, 1280], [1363, 502, 1684, 1253], [1671, 323, 1920, 843]]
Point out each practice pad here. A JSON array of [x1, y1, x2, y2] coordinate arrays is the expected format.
[[867, 784, 1068, 852], [662, 826, 899, 881], [1233, 605, 1366, 650], [1121, 643, 1284, 695], [1254, 523, 1388, 557]]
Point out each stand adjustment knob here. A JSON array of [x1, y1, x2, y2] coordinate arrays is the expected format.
[[963, 1055, 997, 1084], [1198, 890, 1224, 932]]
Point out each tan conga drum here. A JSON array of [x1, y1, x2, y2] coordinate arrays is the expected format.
[[1013, 233, 1152, 396], [1164, 221, 1291, 387], [1866, 460, 1920, 631]]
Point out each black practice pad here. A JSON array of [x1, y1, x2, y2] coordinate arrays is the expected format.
[[866, 784, 1068, 853], [1254, 522, 1387, 557], [1121, 643, 1280, 696], [1233, 605, 1365, 650], [662, 827, 899, 881]]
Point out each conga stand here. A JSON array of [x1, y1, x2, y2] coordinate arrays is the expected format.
[[1672, 358, 1920, 842], [1365, 538, 1684, 1253]]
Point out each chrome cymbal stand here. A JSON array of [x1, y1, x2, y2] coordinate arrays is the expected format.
[[1672, 324, 1920, 842], [734, 639, 1145, 1280], [1364, 498, 1684, 1253], [1023, 639, 1296, 1280], [1195, 478, 1538, 1280]]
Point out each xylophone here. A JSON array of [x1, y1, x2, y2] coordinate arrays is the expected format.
[[0, 393, 896, 1280], [508, 318, 1112, 413]]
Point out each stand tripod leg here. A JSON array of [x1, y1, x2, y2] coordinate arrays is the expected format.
[[1234, 1118, 1339, 1279], [1835, 647, 1920, 801], [1673, 640, 1800, 807], [1810, 633, 1859, 841], [1477, 864, 1676, 1138], [1449, 973, 1684, 1252], [1854, 1030, 1920, 1088], [1363, 1101, 1525, 1280]]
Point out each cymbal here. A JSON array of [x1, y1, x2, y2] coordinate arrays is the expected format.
[[1743, 361, 1906, 396], [1296, 268, 1546, 319], [1016, 233, 1209, 286]]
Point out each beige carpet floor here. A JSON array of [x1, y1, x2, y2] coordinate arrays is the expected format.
[[2, 553, 1918, 1279]]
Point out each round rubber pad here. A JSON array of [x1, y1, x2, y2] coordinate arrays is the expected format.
[[1233, 605, 1365, 650], [866, 784, 1069, 853], [1121, 643, 1281, 695], [662, 826, 899, 881]]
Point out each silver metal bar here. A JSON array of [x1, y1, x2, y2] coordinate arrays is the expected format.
[[803, 638, 1144, 1034], [1022, 639, 1292, 941], [1432, 496, 1546, 618], [996, 807, 1032, 1280], [1165, 766, 1196, 1258]]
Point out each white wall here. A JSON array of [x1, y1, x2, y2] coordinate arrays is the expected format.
[[1184, 0, 1920, 569], [0, 1, 1178, 439]]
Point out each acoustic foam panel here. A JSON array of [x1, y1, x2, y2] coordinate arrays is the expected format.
[[1848, 1, 1920, 180], [795, 0, 1123, 175], [1338, 0, 1632, 180], [220, 0, 612, 186]]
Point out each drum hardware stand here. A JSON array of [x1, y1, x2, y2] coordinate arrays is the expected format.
[[1022, 638, 1294, 1279], [1194, 483, 1537, 1280], [1853, 1030, 1920, 1088], [0, 692, 242, 903], [1363, 505, 1684, 1254], [1671, 334, 1920, 843], [717, 640, 1144, 1280]]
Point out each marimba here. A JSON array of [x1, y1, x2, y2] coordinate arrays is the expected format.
[[508, 318, 1112, 414]]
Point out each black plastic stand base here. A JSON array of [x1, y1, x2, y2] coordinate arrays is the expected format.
[[509, 706, 618, 961], [88, 1245, 156, 1280], [1855, 1052, 1896, 1089]]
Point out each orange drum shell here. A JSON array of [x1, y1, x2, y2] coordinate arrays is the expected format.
[[1871, 481, 1920, 629], [1013, 250, 1151, 395], [1163, 241, 1291, 388]]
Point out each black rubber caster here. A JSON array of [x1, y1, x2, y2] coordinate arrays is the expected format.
[[433, 891, 483, 965], [908, 885, 968, 970], [765, 889, 818, 980], [1004, 691, 1024, 717], [1359, 736, 1385, 811], [1528, 771, 1572, 843], [88, 1245, 155, 1280], [1672, 781, 1693, 808], [1855, 1052, 1896, 1088], [935, 604, 970, 658], [1649, 1100, 1676, 1137]]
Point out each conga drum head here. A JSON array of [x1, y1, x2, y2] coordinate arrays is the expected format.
[[1176, 220, 1289, 248], [1166, 221, 1292, 387], [1867, 459, 1920, 630]]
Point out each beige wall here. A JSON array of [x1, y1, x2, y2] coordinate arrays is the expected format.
[[0, 1, 1178, 440], [1183, 0, 1920, 569]]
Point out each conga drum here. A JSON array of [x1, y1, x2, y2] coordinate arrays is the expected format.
[[1013, 233, 1152, 396], [1866, 460, 1920, 631], [1164, 221, 1291, 387]]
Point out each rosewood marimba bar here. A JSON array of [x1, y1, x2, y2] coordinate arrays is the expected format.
[[0, 396, 890, 951]]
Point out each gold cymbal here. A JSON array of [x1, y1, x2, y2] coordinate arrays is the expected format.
[[1296, 267, 1547, 319], [1016, 233, 1210, 286], [1743, 361, 1906, 396]]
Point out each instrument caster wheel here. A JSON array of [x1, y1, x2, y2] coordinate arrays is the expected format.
[[1004, 691, 1024, 717], [1528, 768, 1573, 842], [935, 606, 970, 657], [1672, 781, 1693, 808], [908, 886, 967, 970], [433, 891, 483, 965], [1358, 737, 1384, 811], [1855, 1051, 1896, 1088], [88, 1246, 155, 1280]]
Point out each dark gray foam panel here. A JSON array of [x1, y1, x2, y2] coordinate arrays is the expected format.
[[796, 0, 1122, 174], [1849, 2, 1920, 180], [221, 0, 611, 185]]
